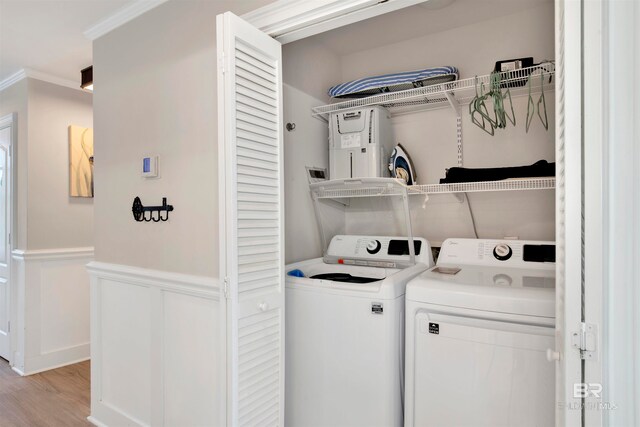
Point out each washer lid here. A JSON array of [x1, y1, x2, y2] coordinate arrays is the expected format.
[[406, 265, 555, 318]]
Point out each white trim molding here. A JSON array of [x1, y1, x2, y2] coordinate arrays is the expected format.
[[0, 69, 27, 92], [23, 68, 85, 92], [11, 247, 94, 375], [86, 262, 219, 300], [84, 0, 170, 41], [0, 68, 87, 94], [0, 113, 16, 128], [12, 247, 94, 262], [242, 0, 426, 44], [88, 262, 221, 427]]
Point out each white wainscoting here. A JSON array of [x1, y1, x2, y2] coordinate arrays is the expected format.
[[11, 247, 94, 375], [86, 262, 222, 427]]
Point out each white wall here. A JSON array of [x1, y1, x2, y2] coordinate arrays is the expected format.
[[88, 263, 219, 427], [12, 248, 93, 375], [282, 85, 331, 263], [283, 2, 556, 252], [283, 36, 341, 102], [282, 39, 341, 263]]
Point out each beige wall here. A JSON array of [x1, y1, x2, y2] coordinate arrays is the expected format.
[[92, 0, 273, 277], [0, 80, 28, 249], [0, 78, 93, 250], [27, 79, 94, 249]]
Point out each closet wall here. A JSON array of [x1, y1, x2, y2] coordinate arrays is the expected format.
[[283, 41, 341, 263], [283, 1, 555, 262]]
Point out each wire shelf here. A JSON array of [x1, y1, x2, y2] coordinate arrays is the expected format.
[[413, 177, 556, 194], [310, 177, 555, 200], [312, 63, 555, 118], [310, 178, 410, 199]]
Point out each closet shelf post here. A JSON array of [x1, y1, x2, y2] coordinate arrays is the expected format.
[[444, 91, 463, 167]]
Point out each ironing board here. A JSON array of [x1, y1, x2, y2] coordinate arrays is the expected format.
[[328, 66, 459, 99]]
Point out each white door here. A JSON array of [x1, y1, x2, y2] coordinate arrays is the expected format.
[[0, 117, 12, 361], [217, 12, 284, 427]]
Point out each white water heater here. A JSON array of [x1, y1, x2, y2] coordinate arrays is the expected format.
[[329, 106, 393, 179]]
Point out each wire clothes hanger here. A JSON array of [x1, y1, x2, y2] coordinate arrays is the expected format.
[[469, 77, 495, 135], [526, 70, 549, 132], [469, 71, 516, 135]]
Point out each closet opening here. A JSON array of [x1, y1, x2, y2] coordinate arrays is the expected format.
[[279, 0, 557, 425]]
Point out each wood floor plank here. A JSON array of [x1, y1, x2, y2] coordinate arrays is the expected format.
[[0, 358, 90, 427]]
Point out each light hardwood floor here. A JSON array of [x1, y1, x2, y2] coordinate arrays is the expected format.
[[0, 358, 90, 427]]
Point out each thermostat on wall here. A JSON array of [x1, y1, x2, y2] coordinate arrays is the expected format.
[[142, 156, 158, 178]]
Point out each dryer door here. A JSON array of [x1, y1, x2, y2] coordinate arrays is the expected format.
[[405, 308, 555, 427]]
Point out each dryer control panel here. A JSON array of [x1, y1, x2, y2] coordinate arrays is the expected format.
[[438, 238, 555, 270], [325, 235, 434, 268]]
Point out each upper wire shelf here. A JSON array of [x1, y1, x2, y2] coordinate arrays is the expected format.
[[413, 177, 556, 194], [310, 177, 555, 200], [311, 63, 555, 118], [310, 178, 411, 200]]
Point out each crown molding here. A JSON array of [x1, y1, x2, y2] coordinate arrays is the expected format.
[[0, 68, 88, 93], [84, 0, 170, 41], [24, 68, 85, 92], [242, 0, 426, 44], [0, 69, 27, 92]]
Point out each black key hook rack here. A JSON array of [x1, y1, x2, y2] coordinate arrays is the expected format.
[[132, 196, 174, 222]]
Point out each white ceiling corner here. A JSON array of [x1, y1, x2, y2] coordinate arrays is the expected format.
[[83, 0, 170, 41]]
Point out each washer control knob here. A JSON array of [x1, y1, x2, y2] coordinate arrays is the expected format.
[[493, 244, 513, 261], [366, 240, 382, 254]]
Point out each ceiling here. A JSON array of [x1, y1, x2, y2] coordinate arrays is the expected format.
[[308, 0, 553, 55], [0, 0, 131, 86], [0, 0, 552, 88]]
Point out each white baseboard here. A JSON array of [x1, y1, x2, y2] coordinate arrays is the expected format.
[[86, 416, 107, 427], [22, 346, 90, 376], [11, 366, 25, 376]]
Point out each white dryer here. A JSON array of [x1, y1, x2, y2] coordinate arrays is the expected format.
[[404, 238, 556, 427], [285, 234, 434, 427]]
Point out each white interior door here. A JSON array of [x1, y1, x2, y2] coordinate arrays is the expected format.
[[217, 12, 284, 427], [0, 117, 12, 361]]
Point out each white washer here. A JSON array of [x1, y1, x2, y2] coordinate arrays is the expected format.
[[404, 238, 556, 427], [286, 235, 434, 427]]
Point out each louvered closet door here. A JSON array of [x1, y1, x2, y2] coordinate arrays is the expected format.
[[217, 12, 284, 427]]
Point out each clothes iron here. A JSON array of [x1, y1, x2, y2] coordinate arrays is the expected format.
[[388, 144, 417, 185]]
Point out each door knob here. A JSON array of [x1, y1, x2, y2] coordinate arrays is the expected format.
[[258, 302, 269, 312], [546, 348, 560, 362]]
